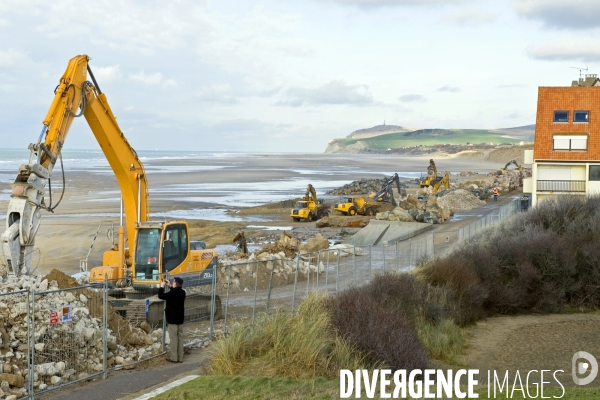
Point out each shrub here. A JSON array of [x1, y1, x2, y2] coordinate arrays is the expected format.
[[327, 286, 429, 371], [418, 195, 600, 323]]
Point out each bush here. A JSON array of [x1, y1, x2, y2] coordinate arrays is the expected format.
[[327, 286, 429, 371], [418, 195, 600, 323]]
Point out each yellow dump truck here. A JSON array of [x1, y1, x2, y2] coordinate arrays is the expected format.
[[334, 197, 381, 216], [290, 184, 329, 221]]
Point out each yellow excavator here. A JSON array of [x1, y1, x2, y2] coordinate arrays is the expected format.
[[1, 55, 220, 322], [290, 184, 329, 221], [432, 173, 450, 194], [499, 160, 523, 174], [419, 159, 437, 187], [419, 159, 449, 193]]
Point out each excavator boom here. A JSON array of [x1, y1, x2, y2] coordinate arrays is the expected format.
[[2, 55, 148, 276]]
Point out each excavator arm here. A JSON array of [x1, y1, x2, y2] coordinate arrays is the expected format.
[[372, 173, 402, 204], [2, 54, 148, 276], [305, 184, 317, 203]]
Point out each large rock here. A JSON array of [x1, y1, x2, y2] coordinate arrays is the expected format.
[[299, 234, 329, 253]]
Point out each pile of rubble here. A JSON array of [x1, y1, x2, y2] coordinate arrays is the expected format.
[[325, 178, 388, 195], [0, 271, 164, 397], [436, 189, 486, 211], [376, 189, 485, 224], [217, 233, 364, 291]]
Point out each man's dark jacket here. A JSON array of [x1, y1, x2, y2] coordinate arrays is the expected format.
[[158, 286, 186, 325]]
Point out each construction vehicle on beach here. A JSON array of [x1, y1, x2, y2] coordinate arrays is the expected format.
[[419, 159, 438, 187], [420, 159, 449, 193], [334, 196, 381, 216], [499, 160, 523, 174], [432, 173, 450, 194], [1, 55, 220, 324], [290, 184, 329, 221], [369, 173, 404, 205]]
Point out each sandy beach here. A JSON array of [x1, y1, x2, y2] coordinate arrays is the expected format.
[[0, 149, 516, 276]]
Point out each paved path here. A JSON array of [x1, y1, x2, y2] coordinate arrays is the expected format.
[[36, 348, 210, 400]]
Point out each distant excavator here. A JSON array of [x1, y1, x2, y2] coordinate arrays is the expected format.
[[420, 159, 450, 193], [370, 173, 405, 205], [499, 160, 523, 174], [233, 231, 248, 254], [290, 184, 329, 222]]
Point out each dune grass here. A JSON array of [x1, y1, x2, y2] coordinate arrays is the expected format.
[[207, 292, 377, 379]]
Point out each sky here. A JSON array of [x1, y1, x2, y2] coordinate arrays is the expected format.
[[0, 0, 599, 152]]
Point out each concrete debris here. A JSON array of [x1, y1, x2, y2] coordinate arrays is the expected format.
[[0, 271, 164, 395], [436, 189, 486, 211]]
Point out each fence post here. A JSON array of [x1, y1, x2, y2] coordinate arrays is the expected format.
[[210, 264, 217, 338], [224, 264, 231, 329], [306, 255, 310, 297], [27, 289, 33, 400], [316, 251, 321, 290], [103, 276, 108, 380], [353, 247, 357, 285], [383, 243, 386, 273], [395, 240, 399, 271], [266, 257, 274, 311], [30, 288, 36, 399], [252, 261, 259, 325], [162, 272, 168, 353], [325, 250, 330, 289], [336, 250, 340, 293], [292, 256, 300, 312], [368, 244, 372, 282]]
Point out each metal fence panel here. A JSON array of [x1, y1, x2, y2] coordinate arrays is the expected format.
[[31, 283, 106, 395], [0, 289, 29, 399]]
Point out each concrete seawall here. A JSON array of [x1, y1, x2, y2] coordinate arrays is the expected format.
[[343, 220, 433, 247]]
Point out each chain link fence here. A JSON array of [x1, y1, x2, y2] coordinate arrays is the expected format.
[[0, 199, 520, 398]]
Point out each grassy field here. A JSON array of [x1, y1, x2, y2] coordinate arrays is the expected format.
[[333, 129, 522, 149], [152, 375, 600, 399]]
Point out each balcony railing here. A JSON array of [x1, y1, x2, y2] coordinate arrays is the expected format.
[[537, 180, 586, 192]]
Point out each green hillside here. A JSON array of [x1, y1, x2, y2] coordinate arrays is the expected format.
[[334, 129, 522, 150]]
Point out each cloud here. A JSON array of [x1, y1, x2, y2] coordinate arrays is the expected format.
[[277, 80, 373, 107], [0, 49, 31, 68], [437, 85, 461, 93], [504, 112, 522, 119], [527, 38, 600, 62], [439, 6, 500, 25], [317, 0, 468, 8], [513, 0, 600, 29], [497, 83, 527, 89], [129, 71, 178, 88], [198, 84, 239, 104], [399, 94, 427, 102], [0, 0, 214, 53], [92, 65, 122, 84]]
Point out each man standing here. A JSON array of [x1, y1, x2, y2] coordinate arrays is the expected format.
[[158, 276, 186, 363]]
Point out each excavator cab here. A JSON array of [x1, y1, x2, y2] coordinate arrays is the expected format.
[[130, 221, 217, 290]]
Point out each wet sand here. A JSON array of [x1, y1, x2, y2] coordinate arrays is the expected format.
[[0, 152, 503, 276]]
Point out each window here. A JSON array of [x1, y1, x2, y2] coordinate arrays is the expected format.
[[553, 135, 588, 151], [590, 166, 600, 181], [574, 110, 589, 123], [162, 224, 188, 272], [554, 111, 569, 122]]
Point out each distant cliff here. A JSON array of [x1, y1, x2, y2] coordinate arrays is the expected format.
[[325, 125, 534, 154]]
